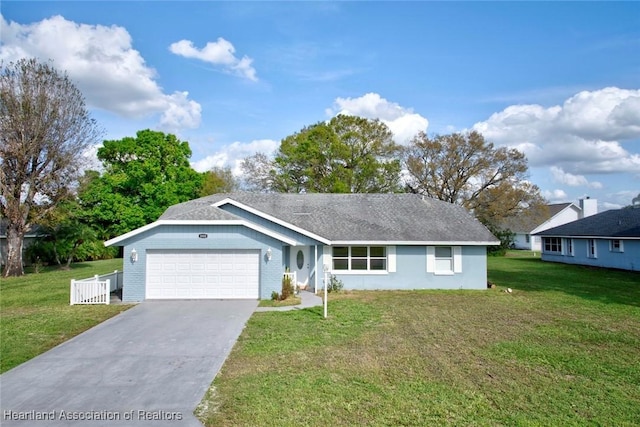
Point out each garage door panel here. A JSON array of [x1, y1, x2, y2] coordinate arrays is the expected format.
[[146, 249, 260, 299]]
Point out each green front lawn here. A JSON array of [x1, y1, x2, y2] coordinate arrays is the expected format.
[[0, 259, 132, 373], [198, 253, 640, 426]]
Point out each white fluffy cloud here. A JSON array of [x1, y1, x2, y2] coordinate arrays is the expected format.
[[550, 166, 602, 189], [473, 87, 640, 175], [542, 189, 569, 202], [191, 139, 279, 176], [169, 38, 257, 81], [326, 93, 428, 144], [0, 15, 201, 131]]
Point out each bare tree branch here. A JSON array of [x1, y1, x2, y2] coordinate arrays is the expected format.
[[0, 58, 102, 276]]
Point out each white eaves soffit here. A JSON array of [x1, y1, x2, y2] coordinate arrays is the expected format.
[[330, 241, 501, 246], [104, 220, 298, 247]]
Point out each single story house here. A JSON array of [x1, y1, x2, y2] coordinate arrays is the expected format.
[[105, 193, 499, 302], [534, 206, 640, 271], [0, 220, 46, 267], [502, 198, 597, 251]]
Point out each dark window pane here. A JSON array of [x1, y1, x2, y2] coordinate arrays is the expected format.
[[370, 259, 386, 270], [333, 259, 348, 270], [296, 250, 304, 269], [351, 259, 367, 270], [370, 246, 386, 257], [352, 246, 367, 257], [333, 247, 348, 257], [435, 247, 452, 258]]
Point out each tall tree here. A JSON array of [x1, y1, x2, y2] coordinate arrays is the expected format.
[[241, 115, 402, 193], [78, 130, 203, 238], [241, 152, 276, 193], [200, 166, 238, 196], [404, 130, 546, 227], [0, 58, 101, 277]]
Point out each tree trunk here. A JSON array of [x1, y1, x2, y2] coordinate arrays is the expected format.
[[65, 241, 81, 269], [3, 224, 25, 277]]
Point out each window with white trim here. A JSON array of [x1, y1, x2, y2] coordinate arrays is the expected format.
[[543, 237, 562, 253], [587, 239, 597, 259], [435, 247, 453, 273], [565, 238, 574, 256], [610, 239, 624, 253], [332, 246, 387, 271], [427, 246, 462, 275]]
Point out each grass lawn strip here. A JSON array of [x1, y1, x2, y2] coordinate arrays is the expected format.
[[257, 295, 301, 307], [0, 259, 132, 373], [198, 254, 640, 426]]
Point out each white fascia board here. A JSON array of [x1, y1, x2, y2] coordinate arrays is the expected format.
[[534, 235, 639, 240], [104, 219, 298, 247], [104, 221, 162, 246], [329, 240, 501, 246], [213, 198, 331, 245]]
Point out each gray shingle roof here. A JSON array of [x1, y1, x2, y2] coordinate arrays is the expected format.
[[160, 192, 498, 243], [161, 203, 242, 221], [534, 207, 640, 238]]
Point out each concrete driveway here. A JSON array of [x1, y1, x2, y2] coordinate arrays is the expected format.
[[0, 300, 257, 426]]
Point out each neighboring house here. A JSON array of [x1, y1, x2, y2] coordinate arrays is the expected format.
[[105, 193, 499, 302], [534, 206, 640, 271], [0, 220, 45, 267], [502, 198, 598, 251]]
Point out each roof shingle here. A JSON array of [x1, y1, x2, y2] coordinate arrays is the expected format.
[[160, 192, 498, 243], [535, 207, 640, 238]]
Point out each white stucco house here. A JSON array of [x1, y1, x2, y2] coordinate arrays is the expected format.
[[502, 198, 598, 252], [104, 193, 499, 302]]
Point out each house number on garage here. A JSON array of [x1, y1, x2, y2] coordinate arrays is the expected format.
[[198, 234, 208, 238]]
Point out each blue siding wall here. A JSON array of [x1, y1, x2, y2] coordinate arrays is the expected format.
[[120, 224, 284, 302], [330, 246, 487, 290], [541, 238, 639, 271]]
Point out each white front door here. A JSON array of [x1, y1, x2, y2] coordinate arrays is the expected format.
[[290, 246, 310, 287]]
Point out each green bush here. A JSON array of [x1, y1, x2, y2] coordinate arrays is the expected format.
[[25, 237, 117, 265], [327, 274, 344, 293], [74, 240, 118, 261], [25, 240, 57, 265], [487, 226, 515, 256]]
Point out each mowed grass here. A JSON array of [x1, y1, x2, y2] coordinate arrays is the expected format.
[[0, 259, 132, 373], [198, 253, 640, 426]]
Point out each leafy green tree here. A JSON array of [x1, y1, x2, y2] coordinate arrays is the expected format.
[[200, 166, 238, 196], [0, 58, 102, 276], [404, 130, 546, 231], [78, 130, 203, 238], [26, 200, 117, 267], [241, 115, 402, 193]]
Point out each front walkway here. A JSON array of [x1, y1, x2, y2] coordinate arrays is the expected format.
[[255, 290, 323, 312]]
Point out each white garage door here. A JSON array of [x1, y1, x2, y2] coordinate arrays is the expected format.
[[146, 249, 259, 299]]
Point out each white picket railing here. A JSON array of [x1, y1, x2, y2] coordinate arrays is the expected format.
[[70, 270, 123, 305], [283, 271, 297, 285]]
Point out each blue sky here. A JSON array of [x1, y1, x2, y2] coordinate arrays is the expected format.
[[2, 1, 639, 210]]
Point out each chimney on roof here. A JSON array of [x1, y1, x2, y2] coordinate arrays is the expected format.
[[579, 197, 597, 218]]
